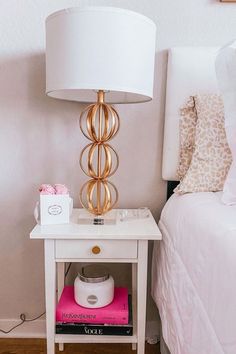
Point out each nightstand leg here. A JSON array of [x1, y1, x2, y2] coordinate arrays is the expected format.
[[137, 240, 148, 354], [132, 263, 137, 351], [45, 240, 56, 354], [58, 343, 64, 351], [57, 263, 65, 352]]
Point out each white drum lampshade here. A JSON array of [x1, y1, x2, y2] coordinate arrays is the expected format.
[[45, 7, 156, 216], [46, 7, 156, 103]]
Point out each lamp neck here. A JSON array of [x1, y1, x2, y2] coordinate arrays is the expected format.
[[97, 90, 105, 103]]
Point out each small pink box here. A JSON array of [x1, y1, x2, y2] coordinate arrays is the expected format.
[[56, 286, 129, 325]]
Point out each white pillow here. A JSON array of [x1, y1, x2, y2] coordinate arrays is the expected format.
[[215, 41, 236, 205]]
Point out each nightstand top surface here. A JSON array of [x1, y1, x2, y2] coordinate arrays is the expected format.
[[30, 208, 162, 240]]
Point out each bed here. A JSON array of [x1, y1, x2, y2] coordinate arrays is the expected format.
[[151, 48, 236, 354]]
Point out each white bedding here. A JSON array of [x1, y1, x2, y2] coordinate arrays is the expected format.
[[152, 191, 236, 354]]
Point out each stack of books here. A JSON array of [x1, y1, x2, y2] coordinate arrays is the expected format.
[[56, 286, 133, 336]]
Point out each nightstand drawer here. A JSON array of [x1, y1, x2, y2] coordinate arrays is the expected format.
[[55, 239, 137, 259]]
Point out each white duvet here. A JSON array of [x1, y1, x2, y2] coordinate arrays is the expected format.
[[152, 192, 236, 354]]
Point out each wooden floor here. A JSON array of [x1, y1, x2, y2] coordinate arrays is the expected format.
[[0, 339, 160, 354]]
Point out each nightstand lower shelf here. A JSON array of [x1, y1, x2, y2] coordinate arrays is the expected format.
[[55, 334, 138, 344]]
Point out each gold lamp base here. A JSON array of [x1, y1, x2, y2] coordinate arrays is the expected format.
[[79, 91, 120, 216]]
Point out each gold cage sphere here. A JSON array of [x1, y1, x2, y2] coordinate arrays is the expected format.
[[79, 91, 120, 215]]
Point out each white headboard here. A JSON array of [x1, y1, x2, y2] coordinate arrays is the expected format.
[[162, 47, 219, 181]]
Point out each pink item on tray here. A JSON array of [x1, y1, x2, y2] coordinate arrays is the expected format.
[[56, 286, 129, 325], [54, 184, 69, 195], [39, 184, 69, 195], [39, 184, 55, 195]]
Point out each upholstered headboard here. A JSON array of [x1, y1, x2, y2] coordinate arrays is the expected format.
[[162, 47, 219, 181]]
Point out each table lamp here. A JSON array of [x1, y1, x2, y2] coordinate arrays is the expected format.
[[45, 7, 156, 217]]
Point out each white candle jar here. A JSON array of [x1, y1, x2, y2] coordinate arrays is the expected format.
[[74, 265, 114, 308]]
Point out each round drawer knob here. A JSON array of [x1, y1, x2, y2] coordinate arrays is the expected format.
[[92, 246, 101, 255]]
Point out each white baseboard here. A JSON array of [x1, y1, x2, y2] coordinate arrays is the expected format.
[[0, 319, 160, 341], [0, 319, 46, 338]]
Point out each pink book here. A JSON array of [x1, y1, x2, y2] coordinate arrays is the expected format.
[[56, 286, 129, 325]]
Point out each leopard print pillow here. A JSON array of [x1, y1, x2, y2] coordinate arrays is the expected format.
[[177, 96, 197, 180], [175, 94, 232, 194]]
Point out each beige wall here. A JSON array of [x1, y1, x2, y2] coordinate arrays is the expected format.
[[1, 0, 236, 330]]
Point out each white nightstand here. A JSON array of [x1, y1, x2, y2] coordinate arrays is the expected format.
[[30, 209, 162, 354]]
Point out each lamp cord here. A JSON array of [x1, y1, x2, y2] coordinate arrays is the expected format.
[[0, 262, 72, 334], [65, 262, 72, 277], [0, 312, 46, 334]]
